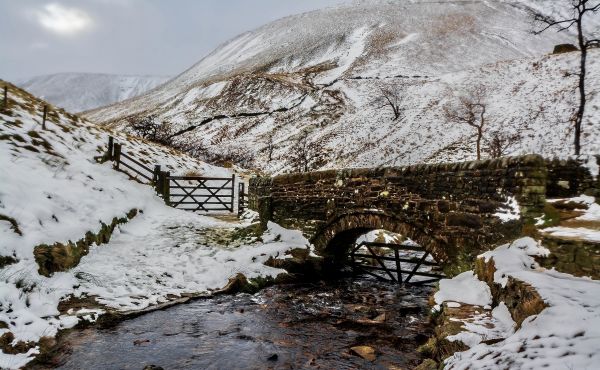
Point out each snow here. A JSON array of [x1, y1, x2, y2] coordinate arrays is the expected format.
[[565, 195, 600, 222], [541, 226, 600, 242], [439, 237, 600, 370], [434, 271, 492, 308], [0, 84, 305, 368], [480, 237, 549, 288], [71, 215, 305, 311], [446, 302, 515, 348], [493, 196, 520, 222], [0, 349, 39, 370], [315, 26, 371, 84]]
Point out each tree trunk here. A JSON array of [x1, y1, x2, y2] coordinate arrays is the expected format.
[[575, 16, 586, 156], [476, 127, 482, 160]]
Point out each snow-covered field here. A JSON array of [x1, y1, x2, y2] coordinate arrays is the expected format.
[[17, 73, 169, 113], [435, 236, 600, 370], [85, 0, 600, 173], [0, 83, 307, 368]]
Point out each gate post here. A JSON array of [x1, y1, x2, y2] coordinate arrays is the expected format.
[[113, 143, 122, 170], [152, 164, 160, 188], [163, 171, 171, 206], [107, 136, 114, 161], [156, 170, 164, 197]]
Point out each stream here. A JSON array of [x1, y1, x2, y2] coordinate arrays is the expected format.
[[31, 278, 433, 369]]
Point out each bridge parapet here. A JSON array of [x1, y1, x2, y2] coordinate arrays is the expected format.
[[250, 155, 548, 274]]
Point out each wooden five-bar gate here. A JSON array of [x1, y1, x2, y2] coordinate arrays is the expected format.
[[350, 241, 445, 285], [104, 136, 246, 215]]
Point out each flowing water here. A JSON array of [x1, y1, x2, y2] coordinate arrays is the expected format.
[[32, 278, 433, 369]]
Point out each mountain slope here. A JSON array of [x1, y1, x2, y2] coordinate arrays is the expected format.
[[17, 73, 169, 113], [86, 0, 600, 173]]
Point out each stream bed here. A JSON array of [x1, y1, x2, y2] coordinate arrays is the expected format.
[[32, 278, 433, 369]]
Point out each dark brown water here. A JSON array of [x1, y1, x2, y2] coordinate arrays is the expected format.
[[34, 279, 433, 369]]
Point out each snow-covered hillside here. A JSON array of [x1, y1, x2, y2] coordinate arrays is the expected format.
[[17, 73, 168, 113], [86, 0, 600, 173], [0, 82, 303, 368]]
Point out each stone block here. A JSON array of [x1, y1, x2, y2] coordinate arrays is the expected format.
[[446, 212, 483, 229]]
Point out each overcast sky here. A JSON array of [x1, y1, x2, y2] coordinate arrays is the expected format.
[[0, 0, 347, 82]]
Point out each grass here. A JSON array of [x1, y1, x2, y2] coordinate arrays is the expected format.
[[184, 169, 204, 177], [0, 213, 22, 236]]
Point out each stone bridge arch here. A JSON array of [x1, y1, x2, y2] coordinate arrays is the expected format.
[[249, 155, 553, 276], [311, 209, 449, 266]]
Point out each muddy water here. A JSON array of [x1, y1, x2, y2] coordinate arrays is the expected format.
[[36, 279, 433, 369]]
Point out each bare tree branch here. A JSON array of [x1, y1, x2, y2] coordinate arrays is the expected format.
[[288, 129, 330, 173], [532, 14, 578, 34], [444, 86, 487, 160]]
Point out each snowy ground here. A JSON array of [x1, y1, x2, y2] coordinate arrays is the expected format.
[[434, 237, 600, 370], [0, 83, 304, 369], [0, 210, 307, 369], [542, 195, 600, 242]]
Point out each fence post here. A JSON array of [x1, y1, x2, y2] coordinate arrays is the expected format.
[[230, 174, 235, 213], [107, 136, 114, 161], [163, 171, 171, 206], [238, 182, 246, 217], [113, 143, 122, 170], [42, 105, 48, 130]]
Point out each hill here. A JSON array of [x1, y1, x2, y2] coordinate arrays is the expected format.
[[85, 0, 600, 173], [17, 73, 168, 113]]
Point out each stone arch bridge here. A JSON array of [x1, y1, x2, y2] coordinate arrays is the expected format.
[[248, 155, 598, 275]]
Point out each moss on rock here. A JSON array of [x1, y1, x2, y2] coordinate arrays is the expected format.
[[217, 273, 276, 295], [34, 209, 138, 276]]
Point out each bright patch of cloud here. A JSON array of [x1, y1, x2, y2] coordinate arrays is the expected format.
[[35, 3, 93, 36]]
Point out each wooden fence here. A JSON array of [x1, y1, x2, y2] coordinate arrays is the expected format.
[[105, 136, 246, 215], [2, 85, 50, 129], [350, 241, 445, 285]]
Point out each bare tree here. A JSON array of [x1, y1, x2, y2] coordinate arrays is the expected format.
[[484, 131, 519, 159], [288, 129, 329, 173], [261, 132, 276, 162], [444, 86, 487, 160], [374, 86, 405, 121], [128, 115, 174, 145], [531, 0, 600, 155]]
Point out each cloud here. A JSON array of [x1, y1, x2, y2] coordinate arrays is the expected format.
[[35, 3, 93, 36], [29, 42, 50, 50]]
